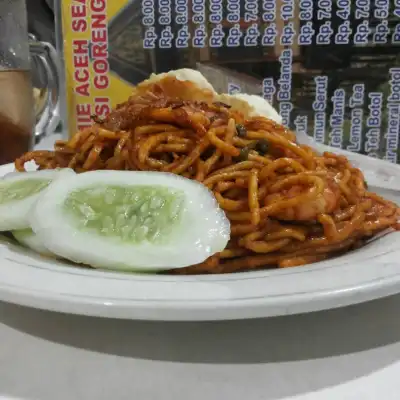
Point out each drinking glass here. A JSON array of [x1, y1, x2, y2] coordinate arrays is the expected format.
[[0, 0, 59, 165]]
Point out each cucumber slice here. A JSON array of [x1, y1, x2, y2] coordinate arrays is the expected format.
[[12, 229, 54, 257], [30, 170, 230, 271], [0, 169, 75, 231]]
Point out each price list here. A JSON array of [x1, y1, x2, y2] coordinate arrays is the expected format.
[[386, 68, 400, 163], [261, 1, 277, 107], [175, 0, 189, 48], [292, 0, 400, 162], [142, 0, 156, 49], [142, 0, 400, 163]]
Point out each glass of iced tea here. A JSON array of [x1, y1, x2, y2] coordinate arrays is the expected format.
[[0, 0, 59, 165]]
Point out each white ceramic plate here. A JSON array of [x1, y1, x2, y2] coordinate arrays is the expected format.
[[0, 159, 400, 321]]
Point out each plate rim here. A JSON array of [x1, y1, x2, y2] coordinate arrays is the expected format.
[[1, 267, 400, 320]]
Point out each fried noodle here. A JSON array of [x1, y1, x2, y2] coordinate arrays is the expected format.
[[15, 89, 400, 274]]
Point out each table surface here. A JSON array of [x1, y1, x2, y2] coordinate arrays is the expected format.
[[1, 136, 400, 400], [1, 295, 400, 400]]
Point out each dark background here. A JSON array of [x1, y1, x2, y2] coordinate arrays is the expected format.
[[27, 0, 55, 46]]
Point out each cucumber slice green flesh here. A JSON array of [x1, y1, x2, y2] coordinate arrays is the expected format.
[[64, 185, 184, 245]]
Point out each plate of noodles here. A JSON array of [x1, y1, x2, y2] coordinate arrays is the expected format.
[[0, 69, 400, 321]]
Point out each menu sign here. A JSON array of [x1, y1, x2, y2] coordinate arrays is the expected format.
[[59, 0, 400, 162]]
